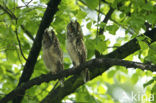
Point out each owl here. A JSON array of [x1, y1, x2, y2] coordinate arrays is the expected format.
[[66, 20, 89, 82], [42, 29, 64, 86]]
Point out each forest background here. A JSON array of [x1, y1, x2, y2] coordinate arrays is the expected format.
[[0, 0, 156, 103]]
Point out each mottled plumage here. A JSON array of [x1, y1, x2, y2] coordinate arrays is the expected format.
[[66, 20, 89, 82], [42, 29, 64, 86]]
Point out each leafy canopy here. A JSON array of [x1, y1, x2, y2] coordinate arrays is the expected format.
[[0, 0, 156, 103]]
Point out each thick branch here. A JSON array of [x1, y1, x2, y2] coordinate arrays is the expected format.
[[0, 58, 156, 103], [13, 0, 61, 103]]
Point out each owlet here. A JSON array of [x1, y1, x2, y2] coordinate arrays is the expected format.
[[42, 29, 64, 86], [66, 20, 89, 82]]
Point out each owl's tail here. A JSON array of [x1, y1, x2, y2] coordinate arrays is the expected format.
[[81, 68, 90, 83]]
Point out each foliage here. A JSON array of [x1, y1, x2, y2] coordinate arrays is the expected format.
[[0, 0, 156, 103]]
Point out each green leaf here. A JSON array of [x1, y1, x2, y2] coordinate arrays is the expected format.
[[76, 10, 87, 20], [76, 86, 99, 103], [6, 49, 18, 63], [85, 38, 96, 59], [142, 2, 153, 11], [98, 22, 106, 30], [86, 21, 92, 29], [144, 42, 156, 64], [106, 24, 119, 35], [82, 0, 99, 10], [147, 13, 156, 25], [119, 13, 125, 18], [129, 16, 145, 29], [40, 0, 48, 3], [131, 73, 139, 84], [138, 41, 148, 50], [95, 35, 107, 53], [107, 69, 116, 78]]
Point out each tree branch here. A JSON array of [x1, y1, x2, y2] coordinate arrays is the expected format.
[[0, 58, 156, 103]]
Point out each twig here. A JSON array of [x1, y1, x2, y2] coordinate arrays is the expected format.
[[15, 45, 24, 66], [15, 20, 27, 61], [26, 0, 34, 6], [21, 0, 33, 7]]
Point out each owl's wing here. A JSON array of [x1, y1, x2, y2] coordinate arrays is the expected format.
[[76, 38, 87, 64], [54, 37, 64, 70], [53, 36, 63, 61], [43, 49, 52, 70], [76, 38, 89, 83]]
